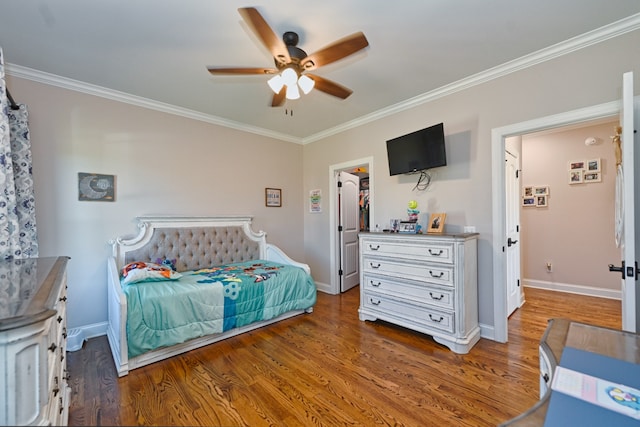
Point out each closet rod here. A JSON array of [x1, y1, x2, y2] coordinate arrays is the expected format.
[[6, 88, 20, 110]]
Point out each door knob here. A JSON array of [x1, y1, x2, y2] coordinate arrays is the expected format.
[[507, 237, 518, 247], [608, 262, 625, 279]]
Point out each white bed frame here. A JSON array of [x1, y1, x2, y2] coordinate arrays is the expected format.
[[106, 215, 313, 377]]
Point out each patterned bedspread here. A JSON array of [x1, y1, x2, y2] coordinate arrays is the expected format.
[[123, 260, 317, 358]]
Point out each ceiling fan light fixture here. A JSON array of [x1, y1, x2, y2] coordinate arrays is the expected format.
[[281, 67, 298, 86], [267, 74, 284, 94], [285, 84, 300, 100], [297, 74, 315, 94]]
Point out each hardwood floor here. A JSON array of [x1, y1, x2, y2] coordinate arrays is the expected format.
[[67, 287, 620, 426]]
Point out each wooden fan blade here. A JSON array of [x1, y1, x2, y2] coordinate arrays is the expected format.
[[300, 32, 369, 71], [207, 66, 277, 75], [271, 87, 286, 107], [307, 74, 353, 99], [238, 7, 290, 65]]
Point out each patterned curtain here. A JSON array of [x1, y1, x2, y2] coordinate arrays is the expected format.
[[0, 48, 38, 259]]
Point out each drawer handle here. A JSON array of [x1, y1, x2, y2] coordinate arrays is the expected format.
[[429, 270, 444, 278], [59, 295, 67, 302], [57, 315, 63, 323], [369, 244, 380, 251], [370, 298, 381, 305], [370, 280, 381, 287], [429, 292, 444, 301], [63, 327, 67, 339], [369, 262, 381, 269], [48, 343, 57, 352], [429, 314, 444, 323], [52, 387, 60, 397], [543, 373, 550, 383], [428, 249, 443, 256]]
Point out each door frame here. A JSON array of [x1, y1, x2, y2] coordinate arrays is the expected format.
[[491, 101, 619, 343], [329, 156, 374, 295]]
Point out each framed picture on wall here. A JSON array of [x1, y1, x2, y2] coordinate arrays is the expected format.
[[533, 186, 549, 196], [536, 195, 548, 207], [584, 172, 602, 183], [569, 170, 583, 184], [523, 186, 533, 197], [522, 197, 535, 207], [265, 188, 282, 207], [569, 160, 585, 170], [587, 158, 601, 172]]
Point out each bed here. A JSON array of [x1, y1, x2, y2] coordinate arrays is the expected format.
[[106, 216, 316, 377]]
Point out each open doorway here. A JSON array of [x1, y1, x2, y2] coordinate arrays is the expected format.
[[329, 156, 374, 295], [492, 102, 619, 343]]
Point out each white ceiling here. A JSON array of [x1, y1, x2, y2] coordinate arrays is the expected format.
[[1, 1, 639, 143]]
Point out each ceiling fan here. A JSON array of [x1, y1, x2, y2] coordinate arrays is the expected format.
[[207, 7, 369, 107]]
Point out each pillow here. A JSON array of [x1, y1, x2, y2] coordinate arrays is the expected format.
[[121, 261, 182, 285]]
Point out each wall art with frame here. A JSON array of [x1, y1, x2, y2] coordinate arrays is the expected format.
[[265, 188, 281, 207]]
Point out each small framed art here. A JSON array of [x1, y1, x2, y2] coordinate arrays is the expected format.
[[265, 188, 282, 207], [78, 172, 115, 202], [584, 172, 602, 183], [536, 195, 548, 207], [427, 213, 446, 233], [569, 170, 583, 184], [522, 197, 535, 207], [586, 158, 601, 172], [523, 186, 533, 197], [569, 160, 585, 170], [534, 186, 549, 196]]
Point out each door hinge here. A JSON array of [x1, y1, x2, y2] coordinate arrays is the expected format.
[[337, 181, 342, 188], [517, 279, 520, 288], [338, 269, 343, 276], [338, 225, 343, 232], [516, 225, 519, 232], [516, 170, 520, 178]]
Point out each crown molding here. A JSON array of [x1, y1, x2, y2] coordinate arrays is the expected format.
[[6, 13, 639, 145], [5, 63, 303, 144], [301, 13, 640, 144]]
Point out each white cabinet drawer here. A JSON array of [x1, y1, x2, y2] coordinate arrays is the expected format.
[[362, 240, 454, 264], [362, 274, 454, 310], [363, 257, 453, 286], [363, 291, 454, 334]]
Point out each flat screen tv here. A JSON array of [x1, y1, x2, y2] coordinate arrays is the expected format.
[[386, 122, 446, 176]]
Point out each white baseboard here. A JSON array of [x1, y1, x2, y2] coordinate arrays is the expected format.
[[522, 279, 620, 300], [315, 281, 335, 294], [66, 321, 108, 352], [479, 323, 495, 341]]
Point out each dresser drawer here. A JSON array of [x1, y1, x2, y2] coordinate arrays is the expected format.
[[362, 274, 454, 310], [363, 291, 455, 334], [362, 240, 454, 264], [363, 257, 454, 286]]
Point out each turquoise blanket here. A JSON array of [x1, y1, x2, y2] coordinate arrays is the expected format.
[[123, 260, 316, 358]]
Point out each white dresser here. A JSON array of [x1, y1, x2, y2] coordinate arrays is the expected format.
[[358, 232, 479, 354], [0, 257, 71, 426]]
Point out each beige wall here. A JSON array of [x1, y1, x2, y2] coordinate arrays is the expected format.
[[303, 29, 640, 327], [7, 77, 305, 330], [521, 121, 619, 294]]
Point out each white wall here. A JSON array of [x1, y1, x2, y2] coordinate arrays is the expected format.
[[303, 29, 640, 328], [521, 121, 619, 295], [7, 77, 305, 332]]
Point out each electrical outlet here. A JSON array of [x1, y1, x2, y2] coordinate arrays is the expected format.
[[546, 262, 552, 272]]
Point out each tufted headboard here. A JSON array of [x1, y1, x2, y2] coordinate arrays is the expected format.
[[111, 216, 267, 272]]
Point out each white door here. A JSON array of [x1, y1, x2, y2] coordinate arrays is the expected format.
[[615, 71, 639, 332], [338, 171, 360, 292], [505, 150, 522, 316]]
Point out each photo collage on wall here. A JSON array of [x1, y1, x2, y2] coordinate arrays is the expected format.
[[522, 185, 549, 208], [568, 158, 602, 184]]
